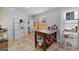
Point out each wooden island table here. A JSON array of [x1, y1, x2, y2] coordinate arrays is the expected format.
[[35, 29, 58, 51]]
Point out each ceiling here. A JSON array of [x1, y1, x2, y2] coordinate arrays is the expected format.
[[13, 7, 57, 16]]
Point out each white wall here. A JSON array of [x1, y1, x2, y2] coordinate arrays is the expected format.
[[0, 8, 28, 40], [34, 8, 61, 26]]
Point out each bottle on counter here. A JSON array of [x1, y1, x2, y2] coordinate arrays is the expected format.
[[75, 26, 78, 32], [51, 24, 58, 30]]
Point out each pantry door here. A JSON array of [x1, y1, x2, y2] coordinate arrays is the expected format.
[[13, 17, 28, 40]]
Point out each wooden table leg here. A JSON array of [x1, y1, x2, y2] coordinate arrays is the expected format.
[[35, 32, 37, 47]]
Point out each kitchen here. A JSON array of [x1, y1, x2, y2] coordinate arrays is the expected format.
[[0, 7, 79, 51]]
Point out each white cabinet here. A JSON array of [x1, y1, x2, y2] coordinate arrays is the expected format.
[[63, 11, 79, 48]]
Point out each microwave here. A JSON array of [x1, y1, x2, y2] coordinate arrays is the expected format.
[[66, 11, 79, 20]]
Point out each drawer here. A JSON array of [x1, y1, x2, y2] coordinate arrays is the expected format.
[[35, 31, 45, 36]]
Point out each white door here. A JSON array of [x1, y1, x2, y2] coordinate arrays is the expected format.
[[13, 17, 28, 40]]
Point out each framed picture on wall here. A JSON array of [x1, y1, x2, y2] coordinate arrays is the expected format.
[[39, 16, 47, 24]]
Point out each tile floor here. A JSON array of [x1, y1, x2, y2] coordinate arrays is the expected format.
[[8, 33, 79, 51]]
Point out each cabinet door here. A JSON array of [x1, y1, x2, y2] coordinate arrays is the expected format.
[[0, 41, 8, 50]]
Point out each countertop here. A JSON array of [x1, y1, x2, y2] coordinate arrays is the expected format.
[[35, 29, 58, 34], [0, 29, 8, 35]]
